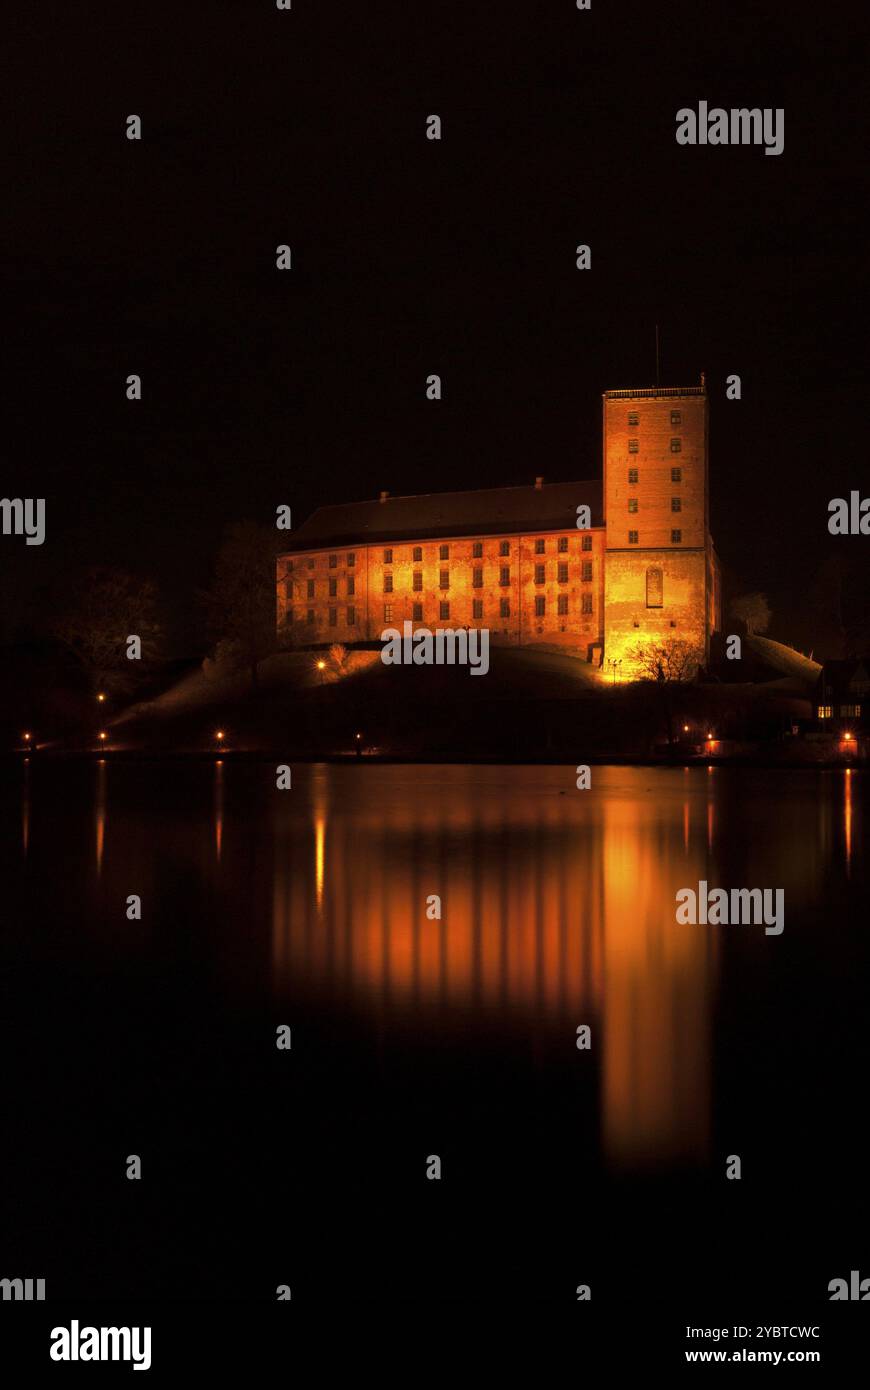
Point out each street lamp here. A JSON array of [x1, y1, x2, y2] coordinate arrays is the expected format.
[[317, 659, 326, 685], [97, 692, 106, 703], [98, 731, 108, 744], [215, 729, 225, 744]]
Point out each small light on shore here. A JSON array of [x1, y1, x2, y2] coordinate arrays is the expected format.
[[98, 731, 108, 742], [215, 730, 225, 742], [316, 660, 326, 670], [355, 732, 362, 741], [683, 724, 689, 733], [23, 731, 32, 742], [97, 692, 106, 703]]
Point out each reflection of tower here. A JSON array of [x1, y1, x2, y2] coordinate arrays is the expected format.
[[601, 787, 713, 1168], [603, 380, 720, 677], [94, 759, 107, 875]]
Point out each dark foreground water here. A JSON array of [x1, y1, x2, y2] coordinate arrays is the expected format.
[[1, 761, 867, 1309]]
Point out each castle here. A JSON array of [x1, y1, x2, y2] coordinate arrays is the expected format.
[[276, 380, 721, 678]]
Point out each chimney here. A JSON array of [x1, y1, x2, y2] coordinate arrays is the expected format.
[[534, 476, 544, 490], [379, 490, 389, 503]]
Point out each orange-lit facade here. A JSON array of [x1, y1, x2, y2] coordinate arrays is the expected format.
[[277, 381, 721, 672]]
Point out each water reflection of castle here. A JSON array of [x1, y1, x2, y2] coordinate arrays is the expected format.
[[270, 766, 718, 1168]]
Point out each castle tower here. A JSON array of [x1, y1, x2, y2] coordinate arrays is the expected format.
[[602, 380, 719, 678]]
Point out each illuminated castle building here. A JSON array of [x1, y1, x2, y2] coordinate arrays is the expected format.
[[277, 380, 721, 676]]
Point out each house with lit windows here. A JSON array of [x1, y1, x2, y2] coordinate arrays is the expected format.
[[814, 659, 870, 734], [276, 380, 721, 676]]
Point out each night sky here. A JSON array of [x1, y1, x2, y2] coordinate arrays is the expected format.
[[4, 0, 867, 653]]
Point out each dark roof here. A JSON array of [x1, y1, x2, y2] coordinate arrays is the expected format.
[[282, 480, 603, 552], [815, 659, 870, 694]]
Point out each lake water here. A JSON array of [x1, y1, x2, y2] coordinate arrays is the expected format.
[[1, 761, 866, 1307]]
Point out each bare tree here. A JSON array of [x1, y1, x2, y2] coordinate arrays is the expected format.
[[729, 592, 772, 636], [627, 636, 705, 744], [202, 521, 279, 688], [51, 567, 161, 695]]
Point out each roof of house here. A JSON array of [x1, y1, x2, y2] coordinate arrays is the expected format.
[[281, 480, 603, 552], [815, 658, 870, 693]]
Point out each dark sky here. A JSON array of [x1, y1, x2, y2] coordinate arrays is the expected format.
[[3, 0, 867, 653]]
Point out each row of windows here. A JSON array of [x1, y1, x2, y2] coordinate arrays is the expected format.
[[304, 561, 596, 597], [628, 531, 682, 544], [628, 498, 683, 513], [296, 535, 596, 570], [296, 594, 596, 625], [628, 438, 682, 454], [627, 468, 682, 483], [627, 410, 682, 427], [818, 704, 862, 719]]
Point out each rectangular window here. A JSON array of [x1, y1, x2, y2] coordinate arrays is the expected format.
[[557, 562, 568, 583], [818, 705, 832, 720], [628, 498, 638, 513], [671, 497, 682, 512], [628, 468, 638, 484], [628, 531, 639, 544], [581, 561, 592, 582], [440, 601, 450, 620], [383, 548, 393, 564], [534, 596, 545, 618], [628, 411, 639, 426], [412, 571, 423, 591], [671, 529, 682, 543], [500, 598, 510, 618], [329, 577, 337, 596], [348, 552, 355, 567], [671, 467, 682, 483], [347, 575, 355, 596], [384, 603, 393, 622], [841, 704, 862, 717], [581, 593, 593, 615], [557, 595, 568, 616], [472, 599, 484, 619], [670, 438, 682, 453], [347, 606, 356, 625], [534, 563, 545, 584], [581, 534, 592, 552], [473, 541, 483, 558], [499, 540, 510, 556], [412, 603, 423, 621], [384, 574, 393, 593], [671, 410, 681, 426], [473, 567, 483, 588], [439, 569, 449, 589], [307, 579, 315, 598], [628, 439, 639, 454], [535, 538, 545, 554], [329, 554, 337, 568], [329, 608, 337, 626], [558, 536, 568, 552], [413, 546, 422, 562], [439, 544, 449, 560], [499, 566, 510, 586]]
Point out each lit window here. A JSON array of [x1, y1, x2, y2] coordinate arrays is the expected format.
[[628, 531, 638, 544], [581, 561, 592, 582], [817, 705, 832, 719], [670, 439, 682, 453], [671, 529, 682, 543]]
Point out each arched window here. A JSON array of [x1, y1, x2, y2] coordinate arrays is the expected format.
[[646, 566, 663, 608]]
